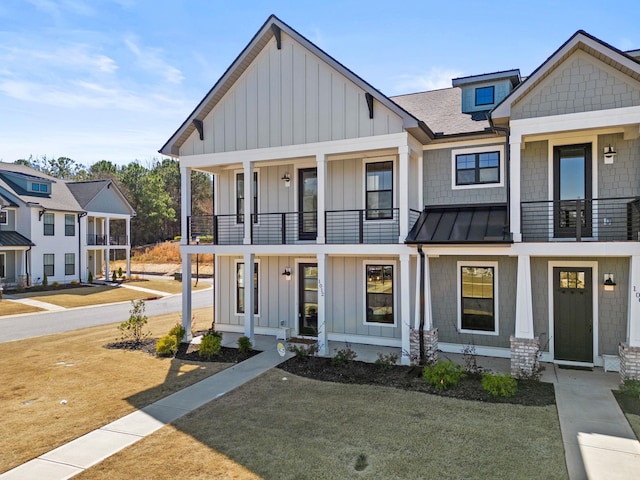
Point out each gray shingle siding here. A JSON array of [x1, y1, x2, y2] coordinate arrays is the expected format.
[[598, 134, 640, 198]]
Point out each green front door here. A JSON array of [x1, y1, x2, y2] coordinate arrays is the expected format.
[[553, 267, 593, 362]]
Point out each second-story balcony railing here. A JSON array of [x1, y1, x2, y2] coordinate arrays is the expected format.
[[87, 234, 107, 245], [521, 197, 640, 242], [188, 208, 402, 245], [109, 234, 128, 246]]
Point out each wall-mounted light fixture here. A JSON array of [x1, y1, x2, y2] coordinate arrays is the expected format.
[[282, 267, 292, 280], [281, 173, 291, 187], [604, 145, 617, 164], [603, 274, 616, 291]]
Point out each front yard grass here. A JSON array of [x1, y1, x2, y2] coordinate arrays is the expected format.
[[77, 369, 567, 480], [11, 285, 155, 308], [0, 307, 221, 474], [614, 391, 640, 440], [127, 279, 209, 295], [0, 300, 44, 316]]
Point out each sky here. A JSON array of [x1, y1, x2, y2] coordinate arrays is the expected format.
[[1, 0, 640, 167]]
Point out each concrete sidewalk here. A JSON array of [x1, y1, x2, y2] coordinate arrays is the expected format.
[[0, 335, 290, 480]]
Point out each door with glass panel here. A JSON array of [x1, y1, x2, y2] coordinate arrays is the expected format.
[[298, 263, 318, 336], [554, 144, 592, 238], [298, 168, 317, 240]]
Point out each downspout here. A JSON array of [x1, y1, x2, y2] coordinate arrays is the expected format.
[[487, 115, 511, 237], [78, 212, 87, 283], [417, 244, 425, 365]]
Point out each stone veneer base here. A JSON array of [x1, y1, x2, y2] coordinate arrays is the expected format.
[[510, 336, 540, 378], [619, 342, 640, 381]]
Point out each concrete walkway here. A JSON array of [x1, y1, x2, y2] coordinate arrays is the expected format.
[[0, 335, 290, 480]]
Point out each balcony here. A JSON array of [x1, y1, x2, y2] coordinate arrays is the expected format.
[[188, 208, 404, 245], [109, 234, 129, 246], [521, 197, 640, 242], [87, 234, 107, 245]]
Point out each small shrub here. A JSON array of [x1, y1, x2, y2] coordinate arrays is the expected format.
[[156, 334, 178, 357], [70, 280, 79, 285], [354, 453, 368, 471], [88, 271, 93, 283], [118, 267, 123, 278], [375, 352, 399, 368], [288, 342, 319, 360], [112, 271, 117, 282], [423, 360, 465, 390], [619, 379, 640, 398], [462, 344, 483, 375], [168, 323, 186, 343], [118, 300, 150, 344], [482, 373, 518, 398], [199, 331, 222, 360], [52, 281, 60, 288], [42, 273, 48, 287], [237, 336, 252, 354], [332, 347, 357, 366]]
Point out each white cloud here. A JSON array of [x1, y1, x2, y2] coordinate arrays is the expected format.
[[124, 35, 184, 84], [391, 67, 463, 95], [0, 44, 118, 75]]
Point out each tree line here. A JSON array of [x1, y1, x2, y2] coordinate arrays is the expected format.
[[14, 155, 213, 246]]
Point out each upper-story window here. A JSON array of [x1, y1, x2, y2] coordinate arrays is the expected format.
[[65, 214, 75, 236], [236, 172, 258, 224], [475, 86, 494, 106], [452, 145, 504, 190], [31, 182, 49, 193], [0, 210, 6, 225], [366, 161, 393, 220], [43, 212, 54, 236]]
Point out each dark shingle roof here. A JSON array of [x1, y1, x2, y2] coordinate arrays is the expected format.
[[391, 88, 490, 136], [66, 180, 110, 208], [0, 230, 34, 247]]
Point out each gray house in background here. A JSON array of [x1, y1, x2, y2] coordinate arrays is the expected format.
[[162, 16, 640, 380], [0, 163, 135, 286]]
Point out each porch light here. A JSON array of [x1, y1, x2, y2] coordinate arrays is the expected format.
[[603, 145, 616, 164], [603, 274, 616, 291], [282, 267, 292, 279], [281, 173, 291, 187]]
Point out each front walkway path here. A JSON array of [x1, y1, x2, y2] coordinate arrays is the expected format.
[[0, 336, 289, 480]]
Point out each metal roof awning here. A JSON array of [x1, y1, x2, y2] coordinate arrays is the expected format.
[[405, 204, 512, 244], [0, 231, 35, 247]]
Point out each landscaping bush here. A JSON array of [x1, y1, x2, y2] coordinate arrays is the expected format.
[[332, 347, 358, 366], [288, 342, 319, 360], [482, 373, 518, 398], [52, 281, 60, 288], [42, 273, 48, 286], [88, 271, 93, 283], [375, 352, 399, 368], [118, 267, 123, 278], [112, 271, 117, 282], [619, 379, 640, 398], [156, 334, 178, 357], [423, 360, 465, 390], [168, 323, 186, 343], [199, 331, 222, 360], [237, 336, 252, 354], [117, 300, 150, 344]]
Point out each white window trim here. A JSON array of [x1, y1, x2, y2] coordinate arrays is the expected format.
[[233, 168, 260, 226], [362, 157, 397, 223], [363, 259, 398, 327], [457, 260, 499, 336], [64, 253, 75, 276], [234, 258, 261, 317], [451, 144, 505, 190], [0, 209, 7, 225]]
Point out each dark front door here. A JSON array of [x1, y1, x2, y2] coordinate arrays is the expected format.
[[553, 267, 593, 362], [298, 263, 318, 336], [554, 144, 592, 238], [298, 168, 317, 240]]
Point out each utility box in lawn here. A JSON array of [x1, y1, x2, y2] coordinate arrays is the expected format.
[[174, 272, 182, 282]]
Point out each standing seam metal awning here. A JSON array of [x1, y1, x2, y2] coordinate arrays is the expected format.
[[0, 231, 35, 247], [405, 204, 512, 244]]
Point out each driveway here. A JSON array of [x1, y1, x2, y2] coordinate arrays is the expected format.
[[0, 287, 213, 343]]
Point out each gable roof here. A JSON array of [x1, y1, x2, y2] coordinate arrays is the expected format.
[[160, 15, 432, 156], [0, 230, 34, 247], [492, 30, 640, 120], [67, 179, 135, 215]]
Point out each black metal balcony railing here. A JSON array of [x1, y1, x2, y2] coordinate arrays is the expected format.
[[87, 234, 107, 245], [109, 235, 128, 246], [521, 197, 640, 242], [188, 208, 402, 245]]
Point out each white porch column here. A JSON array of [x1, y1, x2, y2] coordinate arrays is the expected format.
[[400, 254, 411, 365], [398, 144, 410, 242], [514, 255, 534, 338], [316, 154, 326, 244], [413, 253, 433, 330], [181, 251, 192, 342], [180, 166, 192, 242], [628, 256, 640, 348], [509, 136, 522, 242], [243, 160, 253, 245], [317, 253, 328, 355], [243, 254, 255, 341], [105, 217, 110, 280], [125, 216, 131, 279]]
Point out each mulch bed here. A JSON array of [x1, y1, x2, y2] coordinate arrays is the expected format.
[[278, 356, 556, 407]]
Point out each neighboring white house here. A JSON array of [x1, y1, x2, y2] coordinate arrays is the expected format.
[[0, 163, 135, 286], [161, 16, 640, 380]]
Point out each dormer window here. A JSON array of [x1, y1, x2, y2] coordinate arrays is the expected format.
[[31, 182, 48, 193], [475, 86, 495, 106]]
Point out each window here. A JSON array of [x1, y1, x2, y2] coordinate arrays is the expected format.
[[236, 262, 259, 315], [458, 262, 498, 334], [43, 212, 54, 236], [65, 253, 75, 276], [475, 86, 494, 106], [0, 210, 6, 225], [43, 254, 55, 277], [31, 182, 48, 193], [366, 161, 393, 220], [365, 264, 395, 325], [236, 172, 258, 224], [456, 151, 500, 185], [65, 214, 75, 236]]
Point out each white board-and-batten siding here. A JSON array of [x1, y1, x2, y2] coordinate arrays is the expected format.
[[180, 32, 404, 157]]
